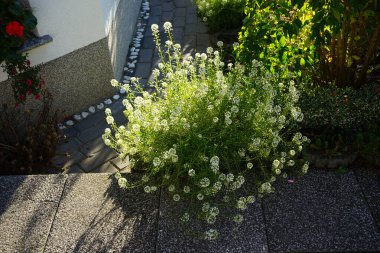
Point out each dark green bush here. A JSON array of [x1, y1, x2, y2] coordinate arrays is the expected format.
[[0, 92, 61, 175], [194, 0, 245, 32]]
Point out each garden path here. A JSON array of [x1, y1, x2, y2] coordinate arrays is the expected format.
[[53, 0, 209, 173]]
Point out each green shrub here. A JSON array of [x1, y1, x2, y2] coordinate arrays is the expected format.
[[235, 0, 315, 78], [299, 84, 380, 156], [194, 0, 245, 32], [104, 22, 309, 239]]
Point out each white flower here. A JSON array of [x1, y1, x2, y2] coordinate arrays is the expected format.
[[165, 40, 173, 46], [118, 177, 127, 188], [204, 229, 218, 240], [188, 169, 195, 177], [272, 159, 280, 168], [183, 186, 190, 193], [233, 214, 244, 223], [200, 178, 210, 188], [201, 53, 207, 60], [153, 157, 161, 167], [104, 128, 111, 135], [210, 206, 219, 216], [152, 68, 160, 78], [197, 193, 204, 200], [231, 105, 239, 114], [144, 186, 151, 193], [163, 21, 172, 31], [207, 215, 216, 224], [105, 108, 111, 114], [173, 194, 180, 201], [213, 117, 219, 123], [247, 163, 253, 169], [110, 79, 119, 87], [158, 63, 164, 69], [106, 116, 114, 124], [151, 24, 159, 32], [181, 212, 190, 222], [238, 148, 245, 157], [226, 173, 234, 182], [206, 47, 213, 54], [287, 160, 295, 166], [246, 195, 255, 203], [217, 41, 223, 47], [168, 185, 175, 192], [202, 202, 210, 212], [302, 162, 309, 173]]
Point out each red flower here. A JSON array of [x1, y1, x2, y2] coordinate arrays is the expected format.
[[18, 94, 25, 101], [5, 21, 24, 37], [34, 94, 41, 100], [26, 79, 33, 86]]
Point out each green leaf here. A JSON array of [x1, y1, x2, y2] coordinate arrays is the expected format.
[[300, 58, 306, 66], [279, 36, 286, 47], [259, 52, 265, 59]]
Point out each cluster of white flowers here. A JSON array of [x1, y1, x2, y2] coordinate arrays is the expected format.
[[104, 23, 309, 240]]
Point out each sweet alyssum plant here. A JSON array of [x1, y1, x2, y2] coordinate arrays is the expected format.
[[104, 22, 309, 240]]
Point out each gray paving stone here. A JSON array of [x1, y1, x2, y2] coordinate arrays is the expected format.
[[64, 165, 84, 174], [186, 13, 198, 24], [173, 16, 186, 27], [263, 169, 380, 252], [0, 174, 66, 208], [91, 161, 118, 173], [174, 0, 188, 8], [135, 62, 152, 79], [142, 35, 155, 49], [55, 138, 82, 155], [197, 33, 210, 47], [52, 151, 86, 169], [108, 99, 125, 115], [61, 126, 79, 139], [148, 16, 161, 27], [157, 191, 268, 252], [77, 122, 108, 143], [79, 136, 107, 157], [113, 110, 129, 125], [162, 11, 174, 22], [73, 110, 107, 132], [162, 2, 174, 11], [78, 147, 118, 172], [44, 174, 159, 253], [174, 7, 186, 17], [111, 155, 130, 170], [355, 169, 380, 229], [185, 23, 198, 35], [151, 6, 162, 16], [0, 175, 66, 253], [139, 48, 154, 62]]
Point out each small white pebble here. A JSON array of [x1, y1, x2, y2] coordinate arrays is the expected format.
[[97, 103, 105, 110], [119, 88, 126, 94], [88, 106, 96, 113], [66, 120, 74, 126], [73, 114, 81, 121], [130, 56, 138, 60], [81, 111, 89, 118], [113, 94, 120, 100], [104, 99, 112, 105]]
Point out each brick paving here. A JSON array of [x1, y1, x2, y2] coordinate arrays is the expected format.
[[53, 0, 209, 173]]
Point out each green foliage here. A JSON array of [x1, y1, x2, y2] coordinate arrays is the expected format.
[[105, 23, 309, 239], [309, 0, 380, 88], [299, 84, 380, 130], [236, 0, 315, 77], [0, 91, 61, 175], [194, 0, 246, 32], [300, 84, 380, 157]]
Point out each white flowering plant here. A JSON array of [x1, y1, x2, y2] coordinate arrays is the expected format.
[[104, 22, 309, 240]]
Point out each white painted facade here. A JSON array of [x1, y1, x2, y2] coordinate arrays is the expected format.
[[0, 0, 120, 82]]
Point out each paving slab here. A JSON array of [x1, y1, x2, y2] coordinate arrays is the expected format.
[[174, 7, 186, 17], [76, 122, 108, 143], [157, 192, 268, 252], [52, 150, 86, 169], [44, 173, 159, 253], [135, 62, 152, 79], [78, 147, 118, 172], [139, 48, 154, 62], [0, 175, 67, 253], [355, 169, 380, 229], [263, 169, 380, 252], [79, 136, 108, 157]]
